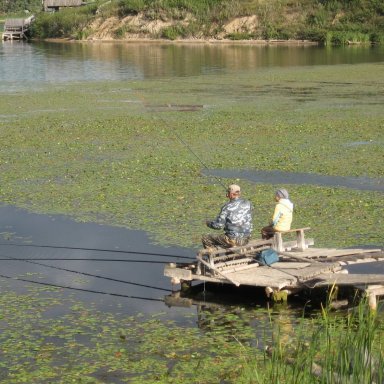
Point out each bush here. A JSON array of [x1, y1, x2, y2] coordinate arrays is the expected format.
[[160, 24, 187, 39], [226, 32, 253, 40], [32, 9, 93, 39], [117, 0, 146, 17], [370, 31, 384, 44]]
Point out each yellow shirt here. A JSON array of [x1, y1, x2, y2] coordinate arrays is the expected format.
[[272, 198, 293, 232]]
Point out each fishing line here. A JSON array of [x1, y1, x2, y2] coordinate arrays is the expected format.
[[133, 86, 228, 191], [0, 272, 165, 302], [0, 253, 172, 293], [0, 257, 172, 263], [154, 113, 228, 191], [0, 242, 195, 260]]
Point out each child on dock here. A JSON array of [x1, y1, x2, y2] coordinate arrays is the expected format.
[[261, 188, 293, 240]]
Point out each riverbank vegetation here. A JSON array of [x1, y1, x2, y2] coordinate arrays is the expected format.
[[2, 0, 383, 44]]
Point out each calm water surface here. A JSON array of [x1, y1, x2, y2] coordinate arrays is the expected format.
[[0, 41, 383, 91]]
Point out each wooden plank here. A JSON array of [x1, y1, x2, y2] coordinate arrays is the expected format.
[[280, 248, 382, 259], [198, 239, 273, 258], [281, 227, 311, 233], [215, 257, 254, 269], [226, 271, 296, 289], [308, 273, 384, 287], [216, 263, 260, 274], [274, 262, 312, 269], [164, 264, 192, 281], [292, 264, 342, 281]]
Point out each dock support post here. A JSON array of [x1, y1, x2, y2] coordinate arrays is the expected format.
[[273, 233, 284, 252], [368, 292, 377, 311], [265, 287, 289, 303], [361, 285, 384, 311], [180, 280, 191, 292], [296, 229, 306, 251]]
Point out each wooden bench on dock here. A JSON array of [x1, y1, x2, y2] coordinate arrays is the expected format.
[[273, 227, 314, 252]]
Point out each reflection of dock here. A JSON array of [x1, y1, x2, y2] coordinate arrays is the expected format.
[[165, 229, 384, 309], [2, 16, 34, 41]]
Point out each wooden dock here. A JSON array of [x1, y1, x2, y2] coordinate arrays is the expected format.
[[2, 16, 34, 41], [164, 229, 384, 309]]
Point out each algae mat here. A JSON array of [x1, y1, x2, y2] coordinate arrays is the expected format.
[[0, 62, 383, 249]]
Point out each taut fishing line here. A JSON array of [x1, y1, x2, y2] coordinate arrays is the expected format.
[[135, 86, 228, 191], [0, 242, 195, 260], [0, 271, 165, 302], [0, 253, 172, 293]]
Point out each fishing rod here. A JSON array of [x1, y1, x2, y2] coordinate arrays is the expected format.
[[0, 272, 165, 302], [0, 242, 195, 260], [1, 253, 172, 293]]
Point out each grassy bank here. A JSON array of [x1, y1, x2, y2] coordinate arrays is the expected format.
[[26, 0, 384, 44], [0, 62, 382, 249]]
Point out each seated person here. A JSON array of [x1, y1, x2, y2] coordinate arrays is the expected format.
[[202, 184, 253, 250], [261, 188, 293, 240]]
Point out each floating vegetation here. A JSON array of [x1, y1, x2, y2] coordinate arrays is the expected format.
[[0, 283, 382, 383], [0, 63, 383, 249]]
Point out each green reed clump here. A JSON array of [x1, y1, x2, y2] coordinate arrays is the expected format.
[[250, 300, 384, 383]]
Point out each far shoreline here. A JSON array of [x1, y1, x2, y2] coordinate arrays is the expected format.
[[42, 37, 320, 46]]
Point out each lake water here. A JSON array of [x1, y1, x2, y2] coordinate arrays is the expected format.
[[1, 41, 384, 91], [0, 40, 383, 318]]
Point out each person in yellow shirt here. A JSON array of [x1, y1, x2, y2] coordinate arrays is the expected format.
[[261, 188, 293, 239]]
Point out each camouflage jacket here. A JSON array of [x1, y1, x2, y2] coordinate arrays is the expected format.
[[207, 197, 253, 238]]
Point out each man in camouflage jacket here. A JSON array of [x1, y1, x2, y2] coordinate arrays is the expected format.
[[202, 184, 253, 249]]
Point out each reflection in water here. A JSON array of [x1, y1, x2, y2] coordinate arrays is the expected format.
[[203, 169, 384, 192], [165, 285, 314, 349], [0, 41, 383, 91]]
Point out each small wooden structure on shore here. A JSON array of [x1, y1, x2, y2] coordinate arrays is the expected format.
[[164, 228, 384, 309], [2, 16, 34, 41], [43, 0, 84, 12]]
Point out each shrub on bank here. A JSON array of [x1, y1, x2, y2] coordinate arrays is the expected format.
[[31, 3, 97, 38], [27, 0, 384, 44]]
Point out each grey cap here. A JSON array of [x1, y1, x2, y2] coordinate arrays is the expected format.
[[275, 188, 289, 199]]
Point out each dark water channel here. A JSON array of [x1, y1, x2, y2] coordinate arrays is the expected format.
[[0, 204, 383, 321], [0, 204, 196, 320], [204, 169, 384, 192]]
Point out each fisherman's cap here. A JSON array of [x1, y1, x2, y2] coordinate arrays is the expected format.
[[228, 184, 241, 193]]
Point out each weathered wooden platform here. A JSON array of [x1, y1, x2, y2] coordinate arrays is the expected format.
[[164, 229, 384, 309], [2, 16, 34, 41]]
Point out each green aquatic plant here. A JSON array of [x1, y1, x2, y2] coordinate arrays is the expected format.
[[0, 62, 382, 249], [0, 282, 382, 383]]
